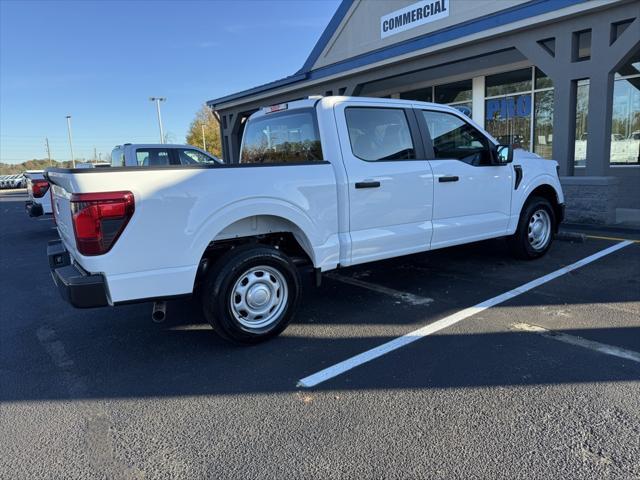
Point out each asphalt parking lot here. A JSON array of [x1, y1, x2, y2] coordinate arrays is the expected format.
[[1, 188, 639, 479]]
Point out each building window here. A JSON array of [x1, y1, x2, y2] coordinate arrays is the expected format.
[[533, 90, 554, 160], [574, 79, 590, 167], [533, 68, 554, 159], [398, 80, 472, 115], [485, 68, 535, 152], [397, 67, 561, 160], [535, 67, 553, 90], [435, 79, 472, 114], [611, 50, 640, 165], [435, 79, 472, 103], [573, 30, 591, 62], [400, 87, 433, 102], [486, 68, 532, 96]]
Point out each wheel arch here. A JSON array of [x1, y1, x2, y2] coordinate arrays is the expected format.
[[190, 203, 321, 292], [212, 214, 316, 262], [526, 183, 564, 229]]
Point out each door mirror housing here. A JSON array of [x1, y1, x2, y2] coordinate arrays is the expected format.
[[495, 144, 513, 164]]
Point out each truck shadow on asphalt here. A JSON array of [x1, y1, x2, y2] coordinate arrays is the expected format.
[[3, 323, 639, 402]]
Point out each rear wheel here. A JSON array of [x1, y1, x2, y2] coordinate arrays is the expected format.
[[509, 196, 556, 259], [202, 245, 300, 344]]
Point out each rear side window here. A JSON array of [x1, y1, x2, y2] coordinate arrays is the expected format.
[[111, 148, 124, 167], [177, 149, 215, 165], [421, 110, 492, 166], [135, 148, 173, 166], [345, 107, 415, 161], [240, 110, 323, 164]]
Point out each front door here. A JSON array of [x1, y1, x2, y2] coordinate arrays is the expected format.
[[334, 101, 434, 265], [417, 108, 512, 249]]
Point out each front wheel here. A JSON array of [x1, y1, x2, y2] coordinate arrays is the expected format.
[[509, 196, 556, 259], [202, 245, 300, 344]]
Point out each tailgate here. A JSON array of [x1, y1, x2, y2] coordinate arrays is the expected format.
[[46, 171, 78, 254], [25, 172, 44, 201]]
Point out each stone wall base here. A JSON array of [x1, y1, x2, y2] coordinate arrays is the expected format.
[[559, 176, 619, 225]]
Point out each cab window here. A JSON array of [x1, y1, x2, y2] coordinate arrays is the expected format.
[[240, 110, 323, 164], [421, 110, 492, 166], [345, 107, 415, 161], [135, 148, 173, 166]]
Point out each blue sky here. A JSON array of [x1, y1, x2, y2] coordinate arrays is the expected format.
[[0, 0, 340, 163]]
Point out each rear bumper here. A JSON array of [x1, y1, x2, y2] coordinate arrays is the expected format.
[[25, 200, 43, 217], [47, 240, 109, 308]]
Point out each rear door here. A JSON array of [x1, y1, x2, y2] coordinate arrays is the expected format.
[[334, 100, 434, 265], [416, 108, 512, 248]]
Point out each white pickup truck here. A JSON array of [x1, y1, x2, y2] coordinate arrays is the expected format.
[[25, 170, 52, 217], [46, 96, 564, 344]]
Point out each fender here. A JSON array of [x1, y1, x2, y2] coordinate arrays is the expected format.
[[508, 173, 564, 233], [189, 196, 340, 270]]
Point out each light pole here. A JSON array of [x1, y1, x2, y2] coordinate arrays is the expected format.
[[149, 97, 166, 144], [65, 115, 75, 168], [201, 124, 207, 151]]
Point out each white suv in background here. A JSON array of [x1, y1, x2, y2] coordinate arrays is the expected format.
[[110, 144, 222, 167]]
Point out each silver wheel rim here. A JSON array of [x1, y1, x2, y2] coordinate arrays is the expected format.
[[230, 265, 288, 330], [528, 209, 552, 251]]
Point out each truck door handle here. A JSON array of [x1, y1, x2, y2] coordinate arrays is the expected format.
[[438, 175, 459, 183], [355, 181, 381, 189]]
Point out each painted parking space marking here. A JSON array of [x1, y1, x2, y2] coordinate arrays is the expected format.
[[325, 272, 433, 306], [585, 234, 640, 244], [298, 240, 633, 388], [512, 322, 640, 364]]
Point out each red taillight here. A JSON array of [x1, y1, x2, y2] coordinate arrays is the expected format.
[[32, 179, 49, 198], [70, 191, 134, 256]]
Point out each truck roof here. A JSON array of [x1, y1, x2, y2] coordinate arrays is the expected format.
[[251, 95, 470, 122], [112, 144, 210, 150]]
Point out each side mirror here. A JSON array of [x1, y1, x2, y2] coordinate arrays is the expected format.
[[495, 144, 513, 164]]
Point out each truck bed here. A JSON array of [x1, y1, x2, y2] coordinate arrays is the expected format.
[[45, 163, 340, 304]]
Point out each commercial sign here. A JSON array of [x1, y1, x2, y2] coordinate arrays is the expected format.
[[381, 0, 450, 39]]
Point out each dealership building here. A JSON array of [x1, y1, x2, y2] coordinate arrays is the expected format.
[[208, 0, 640, 225]]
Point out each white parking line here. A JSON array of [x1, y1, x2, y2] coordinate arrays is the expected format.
[[512, 323, 640, 364], [298, 240, 633, 388], [325, 273, 433, 306]]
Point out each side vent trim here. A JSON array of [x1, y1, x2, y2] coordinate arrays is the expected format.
[[514, 165, 523, 190]]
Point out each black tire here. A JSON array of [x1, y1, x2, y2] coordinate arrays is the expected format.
[[509, 196, 556, 260], [202, 244, 300, 344]]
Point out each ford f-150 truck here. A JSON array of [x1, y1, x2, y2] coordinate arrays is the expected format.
[[45, 96, 564, 344]]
